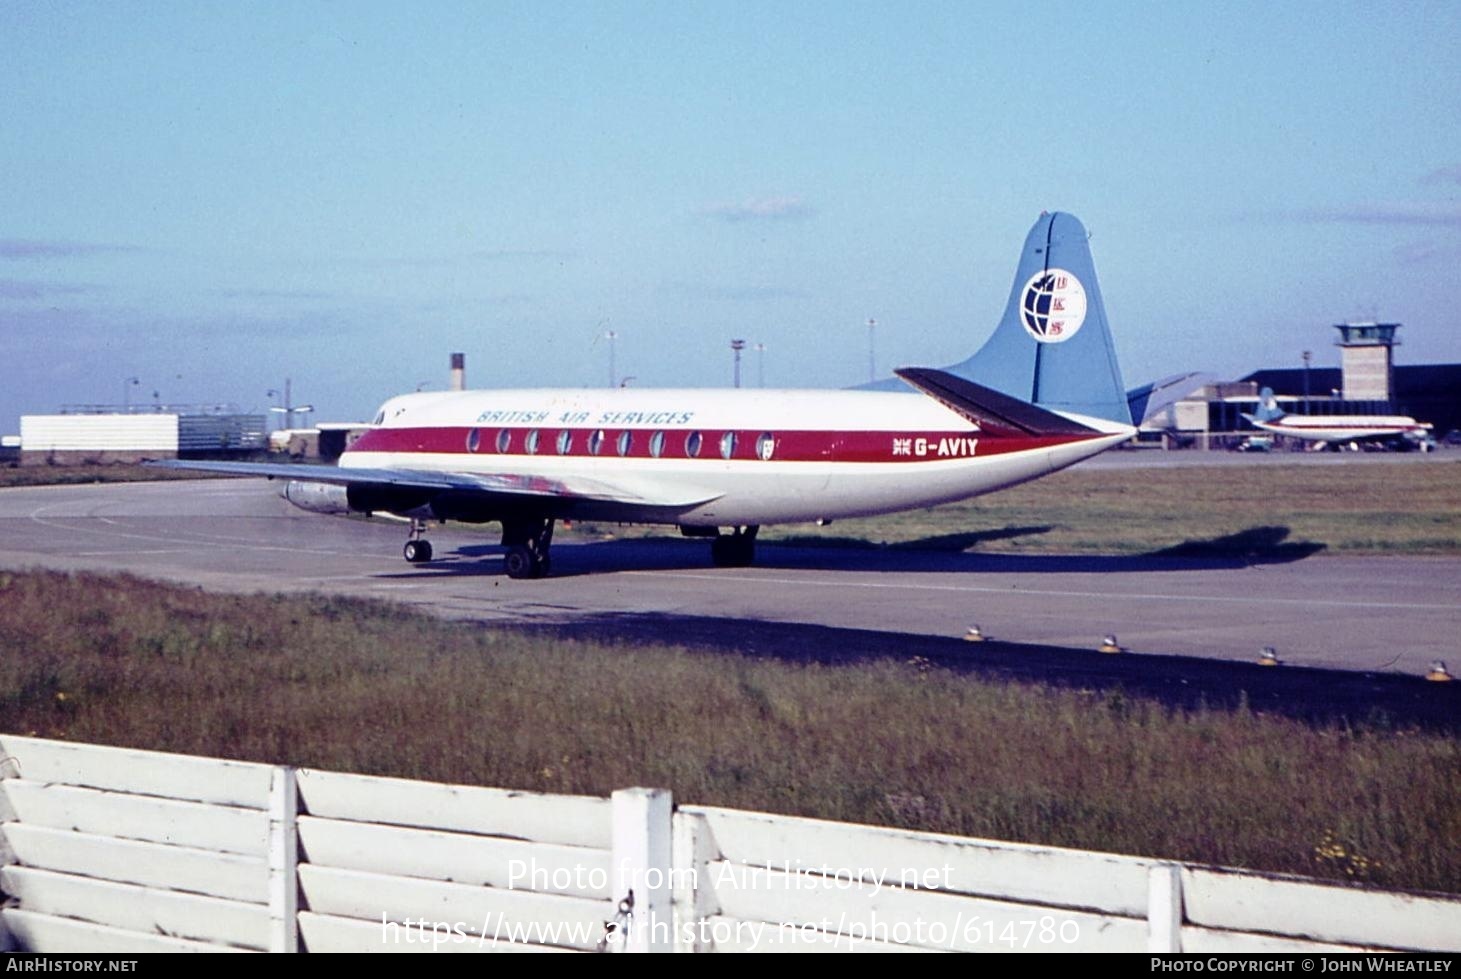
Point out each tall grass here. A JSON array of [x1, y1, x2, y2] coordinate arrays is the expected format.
[[2, 569, 1457, 893], [574, 459, 1461, 555]]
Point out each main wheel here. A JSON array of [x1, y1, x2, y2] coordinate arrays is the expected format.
[[404, 540, 433, 563], [504, 546, 541, 579]]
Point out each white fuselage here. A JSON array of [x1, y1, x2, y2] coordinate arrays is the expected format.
[[341, 387, 1134, 527], [1249, 414, 1429, 444]]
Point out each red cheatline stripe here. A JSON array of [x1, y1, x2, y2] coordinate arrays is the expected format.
[[349, 426, 1097, 463]]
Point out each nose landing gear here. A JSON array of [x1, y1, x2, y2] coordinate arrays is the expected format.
[[403, 519, 434, 563]]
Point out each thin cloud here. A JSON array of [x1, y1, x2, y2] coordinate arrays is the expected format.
[[213, 287, 334, 301], [466, 248, 575, 261], [0, 279, 97, 300], [0, 240, 142, 259], [1393, 240, 1461, 265], [1285, 203, 1461, 227], [668, 280, 808, 302], [1420, 164, 1461, 186], [700, 195, 816, 222]]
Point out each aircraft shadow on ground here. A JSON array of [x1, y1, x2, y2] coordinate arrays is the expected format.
[[382, 523, 1325, 579], [507, 613, 1461, 734]]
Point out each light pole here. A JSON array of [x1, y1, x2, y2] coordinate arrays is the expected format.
[[1302, 350, 1312, 415], [867, 318, 876, 383], [267, 379, 313, 430], [122, 376, 139, 411], [754, 343, 766, 388], [603, 330, 618, 388], [731, 339, 746, 388]]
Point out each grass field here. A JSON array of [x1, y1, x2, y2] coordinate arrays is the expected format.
[[573, 457, 1461, 556], [4, 569, 1457, 895], [0, 462, 223, 488]]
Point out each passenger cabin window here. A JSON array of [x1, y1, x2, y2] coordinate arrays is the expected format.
[[649, 431, 666, 458], [720, 431, 738, 459], [756, 432, 775, 460], [496, 429, 512, 453], [685, 431, 702, 458], [617, 431, 633, 456], [466, 428, 481, 453], [556, 430, 573, 454], [588, 429, 605, 455], [525, 429, 540, 455]]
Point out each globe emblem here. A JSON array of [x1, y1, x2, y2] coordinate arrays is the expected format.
[[1019, 268, 1086, 344]]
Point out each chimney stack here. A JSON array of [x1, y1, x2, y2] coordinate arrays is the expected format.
[[450, 352, 465, 391]]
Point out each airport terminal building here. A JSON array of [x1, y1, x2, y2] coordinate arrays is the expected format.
[[1142, 322, 1461, 448], [18, 405, 266, 465]]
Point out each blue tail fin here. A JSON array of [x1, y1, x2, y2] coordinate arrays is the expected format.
[[945, 212, 1129, 424], [1254, 387, 1284, 421]]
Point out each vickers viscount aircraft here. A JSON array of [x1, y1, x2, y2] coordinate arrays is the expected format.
[[1243, 388, 1432, 449], [155, 211, 1136, 578]]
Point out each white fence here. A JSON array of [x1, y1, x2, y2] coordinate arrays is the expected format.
[[2, 735, 1457, 954]]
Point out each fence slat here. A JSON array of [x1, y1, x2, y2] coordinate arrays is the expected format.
[[2, 780, 269, 854], [297, 769, 609, 848], [297, 911, 582, 953], [703, 859, 1144, 953], [1182, 926, 1382, 953], [0, 736, 273, 808], [3, 824, 268, 903], [296, 816, 610, 899], [1, 908, 254, 953], [683, 805, 1154, 916], [0, 866, 269, 950], [299, 865, 606, 951], [700, 915, 940, 953], [1182, 867, 1461, 952]]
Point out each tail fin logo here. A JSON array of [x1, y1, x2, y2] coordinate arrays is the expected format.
[[1019, 269, 1087, 344]]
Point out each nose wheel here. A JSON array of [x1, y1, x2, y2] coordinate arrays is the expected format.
[[403, 519, 434, 564]]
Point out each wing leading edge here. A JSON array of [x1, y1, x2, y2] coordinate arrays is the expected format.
[[144, 459, 720, 508]]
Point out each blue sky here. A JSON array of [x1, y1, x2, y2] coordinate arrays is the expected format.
[[3, 1, 1459, 432]]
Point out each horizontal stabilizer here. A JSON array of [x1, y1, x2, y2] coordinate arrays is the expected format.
[[895, 367, 1099, 437]]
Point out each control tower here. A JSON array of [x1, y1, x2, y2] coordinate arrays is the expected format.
[[1334, 321, 1399, 401]]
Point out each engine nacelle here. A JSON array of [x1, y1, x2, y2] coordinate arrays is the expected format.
[[280, 480, 353, 515]]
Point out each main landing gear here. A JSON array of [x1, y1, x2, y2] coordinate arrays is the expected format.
[[403, 519, 434, 563], [502, 516, 555, 580], [710, 525, 758, 568]]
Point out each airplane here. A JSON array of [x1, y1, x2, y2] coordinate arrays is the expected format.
[[1242, 387, 1433, 450], [153, 211, 1136, 579]]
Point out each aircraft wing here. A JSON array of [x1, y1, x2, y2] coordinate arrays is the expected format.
[[145, 459, 719, 508]]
